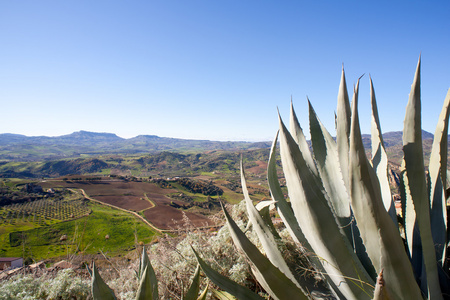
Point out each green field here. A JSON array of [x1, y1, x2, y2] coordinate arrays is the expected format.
[[0, 194, 159, 261]]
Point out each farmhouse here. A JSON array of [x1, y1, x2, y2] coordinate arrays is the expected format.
[[0, 257, 23, 271]]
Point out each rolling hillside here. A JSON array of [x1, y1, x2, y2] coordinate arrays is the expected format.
[[0, 129, 444, 179], [0, 149, 270, 179]]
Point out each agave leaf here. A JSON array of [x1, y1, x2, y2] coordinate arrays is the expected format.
[[213, 290, 237, 300], [289, 100, 319, 177], [135, 265, 153, 300], [224, 201, 309, 299], [402, 57, 443, 299], [267, 131, 345, 299], [197, 284, 208, 300], [308, 100, 351, 221], [349, 78, 423, 300], [278, 112, 374, 300], [370, 76, 398, 226], [254, 200, 276, 211], [401, 166, 423, 281], [183, 265, 201, 300], [138, 246, 150, 280], [336, 66, 352, 190], [267, 131, 311, 250], [429, 172, 446, 263], [309, 99, 377, 280], [428, 88, 450, 266], [240, 160, 303, 291], [91, 261, 117, 300], [136, 248, 158, 300], [257, 205, 281, 240], [191, 247, 265, 300]]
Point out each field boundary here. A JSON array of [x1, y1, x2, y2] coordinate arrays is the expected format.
[[73, 189, 224, 234], [73, 189, 165, 234], [140, 193, 156, 211]]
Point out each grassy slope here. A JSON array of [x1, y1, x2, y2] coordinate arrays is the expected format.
[[0, 200, 158, 261]]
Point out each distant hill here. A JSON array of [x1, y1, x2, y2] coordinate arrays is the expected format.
[[360, 130, 434, 149], [0, 129, 444, 179], [0, 131, 271, 161], [0, 148, 271, 179]]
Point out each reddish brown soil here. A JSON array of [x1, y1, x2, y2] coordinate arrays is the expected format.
[[41, 178, 215, 230], [247, 161, 268, 175], [143, 206, 214, 229], [92, 195, 150, 212]]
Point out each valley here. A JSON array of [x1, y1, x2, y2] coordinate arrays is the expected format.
[[0, 167, 269, 261], [0, 129, 443, 264]]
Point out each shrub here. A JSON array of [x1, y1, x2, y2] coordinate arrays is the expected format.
[[0, 269, 90, 300]]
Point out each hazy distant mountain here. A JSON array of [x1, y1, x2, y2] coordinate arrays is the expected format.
[[360, 130, 435, 149], [56, 131, 123, 144], [0, 129, 445, 178], [0, 131, 271, 161], [0, 131, 123, 146]]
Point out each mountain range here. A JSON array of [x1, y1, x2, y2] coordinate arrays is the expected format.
[[0, 129, 442, 178], [0, 131, 272, 161], [0, 129, 439, 164]]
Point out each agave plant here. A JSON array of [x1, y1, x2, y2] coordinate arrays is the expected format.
[[194, 58, 450, 300], [89, 246, 208, 300]]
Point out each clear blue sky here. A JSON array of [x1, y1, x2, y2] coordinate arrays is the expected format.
[[1, 1, 449, 141]]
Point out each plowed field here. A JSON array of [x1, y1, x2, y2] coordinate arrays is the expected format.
[[41, 178, 215, 230]]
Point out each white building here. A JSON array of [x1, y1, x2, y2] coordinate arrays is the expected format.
[[0, 257, 23, 271]]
